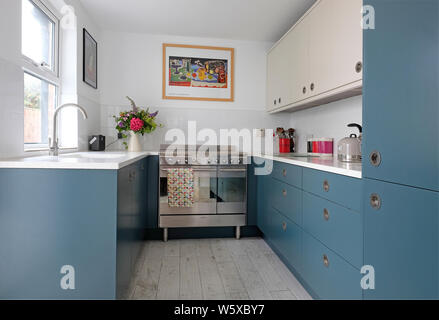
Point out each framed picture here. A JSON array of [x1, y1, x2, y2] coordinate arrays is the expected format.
[[163, 44, 234, 102], [83, 28, 97, 89]]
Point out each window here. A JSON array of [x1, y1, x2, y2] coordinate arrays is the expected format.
[[23, 72, 57, 145], [22, 0, 60, 150]]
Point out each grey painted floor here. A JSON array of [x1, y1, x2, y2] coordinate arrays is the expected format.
[[126, 237, 312, 300]]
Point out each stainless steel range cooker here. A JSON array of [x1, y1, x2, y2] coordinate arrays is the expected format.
[[159, 145, 248, 241]]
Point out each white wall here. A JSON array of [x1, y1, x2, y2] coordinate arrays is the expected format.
[[289, 95, 363, 154], [64, 0, 101, 150], [99, 31, 287, 151], [0, 0, 24, 159]]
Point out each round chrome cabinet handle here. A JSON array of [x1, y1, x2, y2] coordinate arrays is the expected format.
[[356, 61, 363, 73], [282, 189, 287, 197], [282, 169, 287, 177], [323, 208, 329, 221], [370, 193, 382, 210], [323, 254, 329, 267], [282, 222, 287, 231], [369, 150, 382, 167], [323, 180, 330, 192]]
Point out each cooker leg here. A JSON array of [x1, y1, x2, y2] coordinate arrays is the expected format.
[[163, 228, 168, 242], [235, 226, 241, 240]]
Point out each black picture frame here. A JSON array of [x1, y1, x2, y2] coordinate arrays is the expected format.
[[83, 28, 97, 89]]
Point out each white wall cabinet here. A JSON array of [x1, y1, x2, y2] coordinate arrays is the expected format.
[[266, 35, 291, 111], [266, 0, 363, 113]]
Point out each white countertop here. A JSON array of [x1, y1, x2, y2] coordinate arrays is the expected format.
[[0, 151, 361, 177], [0, 151, 159, 170], [253, 153, 362, 179]]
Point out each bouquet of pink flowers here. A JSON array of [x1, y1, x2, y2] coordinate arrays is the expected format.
[[113, 96, 162, 148]]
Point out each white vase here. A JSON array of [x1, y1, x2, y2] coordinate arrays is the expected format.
[[128, 131, 142, 152]]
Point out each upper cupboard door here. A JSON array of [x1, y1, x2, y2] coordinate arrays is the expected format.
[[308, 0, 363, 97], [363, 0, 439, 191], [266, 43, 283, 111], [286, 16, 310, 104], [266, 47, 277, 111]]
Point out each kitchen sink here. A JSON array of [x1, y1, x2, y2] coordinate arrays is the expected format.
[[62, 152, 125, 160]]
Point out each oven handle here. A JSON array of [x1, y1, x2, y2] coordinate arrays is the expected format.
[[160, 167, 217, 172], [218, 168, 247, 172]]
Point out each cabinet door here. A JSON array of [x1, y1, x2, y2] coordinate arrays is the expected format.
[[308, 0, 363, 97], [146, 155, 159, 228], [266, 44, 282, 111], [363, 0, 439, 191], [275, 35, 293, 108], [271, 209, 302, 272], [286, 16, 310, 104], [257, 174, 271, 234], [267, 39, 293, 110], [364, 178, 438, 299], [116, 165, 134, 299], [302, 231, 362, 300]]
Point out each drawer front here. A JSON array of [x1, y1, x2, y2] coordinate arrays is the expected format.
[[303, 168, 362, 211], [270, 208, 302, 272], [271, 178, 302, 226], [302, 231, 362, 300], [303, 192, 362, 268], [272, 161, 302, 188]]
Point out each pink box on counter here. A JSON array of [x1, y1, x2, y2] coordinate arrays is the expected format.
[[319, 138, 334, 154], [307, 138, 334, 156]]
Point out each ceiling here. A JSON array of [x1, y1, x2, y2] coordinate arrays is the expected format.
[[79, 0, 316, 42]]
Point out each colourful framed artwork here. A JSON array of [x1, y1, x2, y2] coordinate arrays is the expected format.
[[162, 44, 234, 102], [83, 28, 97, 89]]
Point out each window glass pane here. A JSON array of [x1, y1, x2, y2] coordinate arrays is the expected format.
[[24, 73, 57, 145], [22, 0, 55, 70]]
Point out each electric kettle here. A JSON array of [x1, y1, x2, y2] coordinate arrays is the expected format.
[[337, 123, 362, 162]]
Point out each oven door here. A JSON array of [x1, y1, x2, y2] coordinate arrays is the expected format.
[[217, 166, 247, 214], [160, 166, 217, 215]]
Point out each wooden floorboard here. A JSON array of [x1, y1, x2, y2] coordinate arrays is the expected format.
[[127, 237, 312, 300]]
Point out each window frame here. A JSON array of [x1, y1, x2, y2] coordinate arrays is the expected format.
[[22, 0, 61, 151]]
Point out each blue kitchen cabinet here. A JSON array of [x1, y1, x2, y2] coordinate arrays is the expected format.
[[116, 164, 133, 299], [303, 192, 362, 269], [363, 0, 439, 191], [270, 208, 302, 273], [272, 161, 302, 189], [363, 178, 438, 299], [247, 160, 258, 226], [145, 155, 159, 229], [302, 231, 362, 300], [303, 168, 362, 212], [271, 178, 302, 226], [116, 159, 148, 299], [256, 173, 271, 235], [254, 157, 364, 299], [0, 158, 149, 299], [0, 169, 118, 299], [362, 0, 439, 299]]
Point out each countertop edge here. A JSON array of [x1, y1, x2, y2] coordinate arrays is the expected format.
[[252, 154, 362, 179], [0, 152, 159, 170]]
